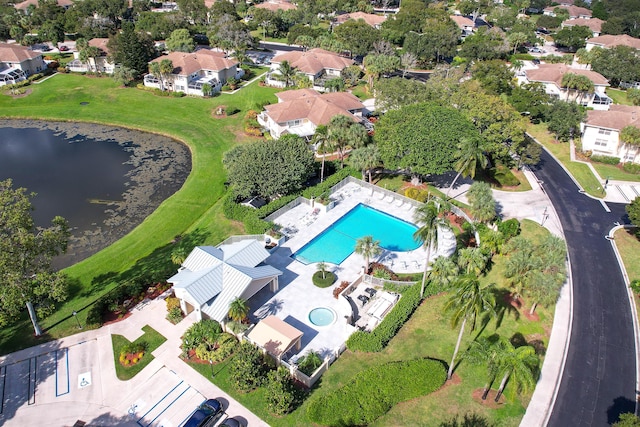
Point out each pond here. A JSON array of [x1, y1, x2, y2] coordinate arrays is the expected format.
[[0, 120, 191, 269]]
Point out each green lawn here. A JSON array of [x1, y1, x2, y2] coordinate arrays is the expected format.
[[0, 74, 278, 354], [591, 162, 640, 182], [191, 219, 554, 427], [606, 88, 632, 106], [615, 228, 640, 282], [527, 123, 605, 197], [112, 325, 167, 380]]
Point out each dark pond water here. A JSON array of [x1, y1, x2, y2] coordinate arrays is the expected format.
[[0, 120, 192, 269]]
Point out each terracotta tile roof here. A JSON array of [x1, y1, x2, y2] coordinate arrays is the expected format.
[[587, 34, 640, 49], [150, 49, 238, 75], [525, 63, 609, 87], [89, 38, 110, 56], [271, 48, 354, 75], [562, 17, 604, 33], [254, 0, 297, 11], [265, 89, 363, 125], [14, 0, 72, 10], [543, 4, 592, 18], [450, 15, 475, 29], [585, 105, 640, 131], [335, 12, 387, 27], [0, 43, 42, 63]]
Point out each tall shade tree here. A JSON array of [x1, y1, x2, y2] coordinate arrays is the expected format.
[[354, 235, 382, 273], [0, 179, 70, 336], [165, 28, 195, 52], [349, 145, 380, 183], [444, 276, 495, 380], [447, 137, 488, 196], [327, 115, 368, 169], [413, 200, 452, 298], [108, 22, 155, 78], [493, 337, 539, 402], [363, 54, 400, 90], [228, 297, 249, 322]]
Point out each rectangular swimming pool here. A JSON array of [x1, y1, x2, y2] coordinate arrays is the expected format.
[[292, 204, 421, 265]]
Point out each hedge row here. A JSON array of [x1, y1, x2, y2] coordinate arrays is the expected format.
[[306, 358, 447, 426], [346, 282, 445, 352], [623, 163, 640, 174], [223, 167, 358, 234], [590, 154, 620, 165]]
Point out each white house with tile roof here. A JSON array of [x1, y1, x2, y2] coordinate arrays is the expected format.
[[334, 12, 387, 29], [585, 34, 640, 51], [265, 48, 354, 91], [144, 48, 243, 95], [0, 43, 46, 86], [561, 17, 605, 37], [168, 238, 282, 322], [257, 88, 366, 138], [543, 4, 592, 19], [67, 38, 116, 74], [581, 105, 640, 164], [519, 63, 611, 110]]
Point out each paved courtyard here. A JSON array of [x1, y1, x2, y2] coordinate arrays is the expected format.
[[248, 181, 457, 360]]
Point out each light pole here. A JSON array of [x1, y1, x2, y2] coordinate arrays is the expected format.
[[72, 311, 82, 329], [209, 359, 214, 377]]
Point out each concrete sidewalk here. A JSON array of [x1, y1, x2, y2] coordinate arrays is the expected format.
[[0, 295, 268, 427]]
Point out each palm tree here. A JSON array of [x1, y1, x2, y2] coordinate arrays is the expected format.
[[493, 337, 539, 402], [228, 297, 249, 322], [414, 200, 452, 299], [355, 235, 382, 273], [278, 60, 296, 87], [429, 256, 459, 289], [620, 125, 640, 160], [561, 73, 594, 105], [159, 59, 174, 90], [457, 247, 488, 275], [171, 246, 188, 265], [447, 138, 488, 196], [327, 115, 368, 169], [444, 276, 495, 380], [349, 145, 380, 183], [317, 261, 327, 279], [311, 125, 330, 183], [504, 249, 537, 301], [465, 335, 502, 400]]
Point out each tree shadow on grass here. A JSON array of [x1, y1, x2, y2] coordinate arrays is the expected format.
[[491, 288, 520, 330]]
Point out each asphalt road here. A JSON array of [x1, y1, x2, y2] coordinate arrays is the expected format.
[[533, 150, 636, 426]]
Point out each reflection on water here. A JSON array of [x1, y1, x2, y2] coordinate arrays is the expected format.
[[0, 120, 191, 269]]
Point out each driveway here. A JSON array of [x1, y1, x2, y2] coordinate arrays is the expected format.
[[0, 297, 267, 427]]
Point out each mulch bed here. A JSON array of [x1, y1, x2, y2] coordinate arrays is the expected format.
[[4, 88, 32, 98], [212, 105, 227, 118], [102, 285, 172, 326], [471, 388, 505, 407]]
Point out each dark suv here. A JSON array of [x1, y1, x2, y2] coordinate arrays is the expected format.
[[183, 399, 225, 427]]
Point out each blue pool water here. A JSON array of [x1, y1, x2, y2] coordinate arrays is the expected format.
[[308, 307, 336, 326], [293, 204, 421, 265]]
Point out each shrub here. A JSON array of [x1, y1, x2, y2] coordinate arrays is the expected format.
[[167, 306, 183, 324], [194, 333, 238, 362], [312, 271, 336, 288], [347, 283, 435, 352], [306, 358, 447, 426], [491, 165, 520, 187], [630, 280, 640, 294], [266, 367, 296, 415], [182, 319, 222, 351], [228, 341, 268, 392], [404, 187, 419, 199], [333, 281, 350, 298], [372, 268, 392, 279], [416, 190, 430, 202], [623, 163, 640, 174], [165, 296, 180, 311], [497, 218, 521, 241], [590, 154, 620, 165]]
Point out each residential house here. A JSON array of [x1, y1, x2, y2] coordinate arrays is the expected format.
[[144, 49, 243, 96], [14, 0, 73, 12], [0, 43, 46, 86], [67, 38, 116, 74], [167, 238, 283, 322], [265, 48, 354, 91], [334, 12, 387, 29], [450, 15, 476, 37], [257, 88, 366, 139], [580, 105, 640, 164], [254, 0, 297, 11], [561, 18, 605, 37], [520, 63, 611, 110], [585, 34, 640, 51], [543, 4, 592, 19]]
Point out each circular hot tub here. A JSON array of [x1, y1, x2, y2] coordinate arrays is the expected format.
[[308, 307, 337, 327]]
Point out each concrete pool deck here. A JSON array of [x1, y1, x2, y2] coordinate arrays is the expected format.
[[248, 181, 456, 360]]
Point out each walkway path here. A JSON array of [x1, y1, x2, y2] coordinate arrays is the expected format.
[[0, 295, 268, 427]]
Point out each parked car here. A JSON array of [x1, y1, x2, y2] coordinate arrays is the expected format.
[[59, 45, 69, 52], [183, 399, 225, 427], [219, 417, 246, 427]]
